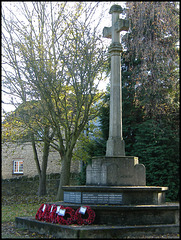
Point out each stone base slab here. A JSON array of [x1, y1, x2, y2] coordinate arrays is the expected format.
[[62, 186, 168, 205], [15, 215, 179, 239]]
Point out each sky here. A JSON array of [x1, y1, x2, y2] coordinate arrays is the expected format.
[[1, 1, 126, 118]]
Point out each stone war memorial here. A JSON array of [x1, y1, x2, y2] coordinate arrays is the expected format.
[[16, 5, 179, 238]]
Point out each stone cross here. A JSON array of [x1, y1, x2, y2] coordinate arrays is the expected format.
[[103, 5, 129, 157]]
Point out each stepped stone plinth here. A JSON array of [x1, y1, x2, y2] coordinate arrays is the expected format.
[[62, 185, 168, 205]]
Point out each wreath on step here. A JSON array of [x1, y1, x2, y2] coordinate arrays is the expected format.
[[43, 204, 52, 222], [56, 206, 75, 225], [35, 204, 95, 225], [46, 204, 57, 223], [49, 205, 62, 224], [74, 206, 95, 225], [35, 203, 50, 221]]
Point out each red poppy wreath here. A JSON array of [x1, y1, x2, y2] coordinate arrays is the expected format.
[[56, 206, 75, 225], [49, 205, 63, 224], [45, 204, 57, 223], [35, 203, 50, 222], [75, 206, 95, 225]]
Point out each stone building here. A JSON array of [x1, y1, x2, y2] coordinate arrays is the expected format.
[[2, 141, 80, 179]]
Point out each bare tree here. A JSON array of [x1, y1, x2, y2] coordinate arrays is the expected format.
[[2, 2, 108, 200]]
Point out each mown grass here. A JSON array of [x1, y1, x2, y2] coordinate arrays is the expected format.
[[2, 194, 57, 238], [2, 203, 41, 222], [2, 194, 57, 223]]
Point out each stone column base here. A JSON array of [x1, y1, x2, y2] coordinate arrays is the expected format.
[[106, 138, 125, 156], [86, 156, 146, 186]]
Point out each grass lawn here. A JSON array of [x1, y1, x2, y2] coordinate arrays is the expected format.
[[2, 203, 41, 222], [2, 194, 57, 222], [1, 194, 57, 238]]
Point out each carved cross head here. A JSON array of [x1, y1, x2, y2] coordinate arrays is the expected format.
[[103, 5, 129, 43]]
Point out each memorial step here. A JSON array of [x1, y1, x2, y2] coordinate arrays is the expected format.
[[62, 185, 168, 205], [47, 202, 179, 226], [15, 216, 179, 239]]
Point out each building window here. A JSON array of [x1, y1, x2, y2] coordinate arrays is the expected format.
[[13, 160, 23, 174]]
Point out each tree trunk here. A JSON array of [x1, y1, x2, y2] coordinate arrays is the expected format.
[[38, 138, 50, 196], [38, 174, 46, 196], [31, 128, 51, 197], [56, 153, 71, 200]]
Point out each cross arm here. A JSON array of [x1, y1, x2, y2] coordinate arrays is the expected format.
[[115, 19, 129, 32], [103, 18, 129, 39], [103, 27, 112, 39]]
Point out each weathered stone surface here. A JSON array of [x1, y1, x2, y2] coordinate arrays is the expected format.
[[109, 4, 123, 14], [15, 217, 78, 238], [103, 27, 111, 39], [106, 138, 125, 156], [86, 156, 146, 186], [116, 19, 129, 32]]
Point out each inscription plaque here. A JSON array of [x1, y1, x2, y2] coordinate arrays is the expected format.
[[82, 192, 122, 204], [64, 191, 81, 203], [64, 191, 123, 204]]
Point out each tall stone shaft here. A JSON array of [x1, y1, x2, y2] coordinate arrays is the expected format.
[[105, 5, 128, 157], [85, 5, 146, 186]]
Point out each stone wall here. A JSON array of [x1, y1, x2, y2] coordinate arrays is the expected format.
[[2, 142, 80, 179], [2, 173, 80, 196]]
